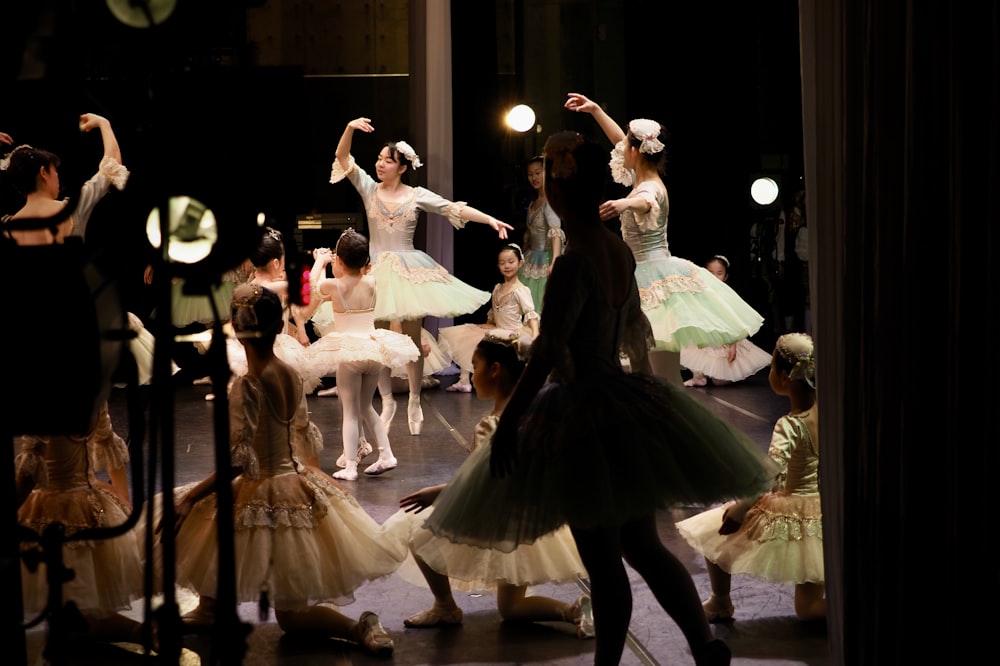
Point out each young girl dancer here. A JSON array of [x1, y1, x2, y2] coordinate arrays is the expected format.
[[676, 332, 825, 622], [518, 155, 564, 313], [159, 283, 407, 656], [330, 116, 513, 435], [423, 131, 776, 666], [304, 229, 421, 479], [565, 93, 764, 386], [391, 338, 593, 637], [681, 255, 773, 386], [438, 243, 540, 393]]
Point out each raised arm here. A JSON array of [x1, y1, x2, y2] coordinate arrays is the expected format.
[[564, 93, 626, 145], [79, 113, 121, 164], [336, 117, 374, 171]]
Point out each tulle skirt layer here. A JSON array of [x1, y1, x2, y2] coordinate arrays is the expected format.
[[20, 487, 142, 614], [306, 330, 421, 378], [227, 334, 324, 394], [636, 258, 763, 351], [384, 506, 587, 593], [172, 471, 407, 610], [370, 251, 490, 321], [170, 279, 235, 327], [424, 371, 777, 552], [519, 250, 552, 314], [437, 325, 532, 373], [680, 339, 773, 382], [675, 493, 824, 584]]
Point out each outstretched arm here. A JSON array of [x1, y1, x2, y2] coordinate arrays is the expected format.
[[458, 204, 513, 239], [565, 93, 626, 145], [337, 117, 373, 172], [79, 113, 121, 164]]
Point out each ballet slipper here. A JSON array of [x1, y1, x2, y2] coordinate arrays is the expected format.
[[703, 595, 735, 623], [408, 394, 423, 435], [364, 456, 398, 476], [566, 594, 595, 639], [403, 605, 463, 628], [336, 436, 373, 468], [316, 386, 339, 397], [356, 611, 393, 657], [333, 461, 358, 481], [445, 383, 472, 393]]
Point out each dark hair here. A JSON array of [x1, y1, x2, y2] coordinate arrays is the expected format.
[[249, 227, 284, 268], [543, 131, 609, 216], [707, 255, 730, 271], [626, 123, 670, 177], [3, 145, 61, 197], [500, 243, 523, 261], [335, 228, 370, 270], [526, 155, 544, 169], [381, 141, 415, 179], [231, 283, 283, 351], [474, 338, 525, 383]]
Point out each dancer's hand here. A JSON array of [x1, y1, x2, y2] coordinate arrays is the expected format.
[[400, 485, 442, 514], [347, 117, 374, 133], [487, 217, 514, 240], [0, 131, 12, 146], [564, 93, 599, 115]]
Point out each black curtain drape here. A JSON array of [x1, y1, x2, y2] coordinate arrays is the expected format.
[[803, 1, 999, 663]]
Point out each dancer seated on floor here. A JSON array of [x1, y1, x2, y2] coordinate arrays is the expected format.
[[156, 283, 408, 657], [677, 332, 825, 622], [388, 338, 594, 637], [438, 243, 539, 393]]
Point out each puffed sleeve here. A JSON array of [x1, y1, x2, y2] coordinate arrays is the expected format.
[[87, 402, 129, 473], [469, 415, 499, 454], [546, 200, 566, 246], [413, 187, 469, 229], [229, 377, 261, 479], [291, 386, 324, 462], [73, 157, 129, 238], [631, 181, 664, 232], [15, 436, 47, 486], [609, 141, 635, 187], [332, 155, 379, 202], [765, 414, 799, 492], [514, 285, 539, 324]]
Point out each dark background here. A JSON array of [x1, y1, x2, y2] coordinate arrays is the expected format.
[[1, 1, 802, 345]]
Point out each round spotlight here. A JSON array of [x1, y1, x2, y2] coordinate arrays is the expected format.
[[145, 196, 218, 265], [506, 104, 536, 133], [106, 0, 177, 28], [750, 177, 780, 206]]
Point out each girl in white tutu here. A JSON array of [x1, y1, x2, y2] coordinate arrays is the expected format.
[[681, 255, 773, 387], [330, 116, 513, 435], [391, 338, 593, 638], [303, 229, 421, 479], [676, 332, 825, 622], [438, 243, 539, 393]]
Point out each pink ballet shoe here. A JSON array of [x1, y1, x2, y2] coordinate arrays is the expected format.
[[445, 382, 472, 393], [336, 436, 373, 468], [364, 456, 398, 476], [316, 386, 339, 397], [703, 595, 735, 623], [408, 395, 423, 435], [356, 611, 393, 657], [568, 594, 595, 639], [333, 462, 358, 481]]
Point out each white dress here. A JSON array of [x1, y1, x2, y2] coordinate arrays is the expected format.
[[437, 283, 539, 374]]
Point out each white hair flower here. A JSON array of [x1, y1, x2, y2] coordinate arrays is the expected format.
[[394, 141, 422, 170], [628, 119, 665, 155]]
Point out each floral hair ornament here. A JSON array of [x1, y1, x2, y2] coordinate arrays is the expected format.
[[628, 119, 665, 155], [776, 332, 815, 389], [266, 227, 282, 242], [394, 141, 422, 170], [0, 144, 34, 171]]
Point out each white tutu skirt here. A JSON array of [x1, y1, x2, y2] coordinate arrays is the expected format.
[[390, 328, 453, 378], [20, 486, 143, 614], [306, 329, 421, 378], [370, 250, 490, 321], [680, 338, 773, 382], [675, 494, 824, 584], [123, 311, 178, 386], [226, 334, 325, 394], [170, 470, 408, 610], [437, 325, 532, 374], [384, 506, 586, 593]]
